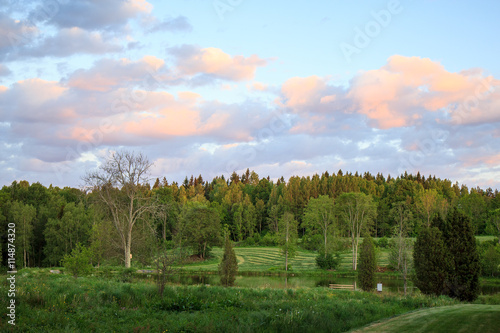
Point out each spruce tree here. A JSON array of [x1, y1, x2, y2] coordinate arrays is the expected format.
[[413, 227, 451, 296], [443, 209, 481, 302], [358, 236, 376, 291], [219, 234, 238, 287]]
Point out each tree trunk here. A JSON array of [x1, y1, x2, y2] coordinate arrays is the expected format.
[[285, 249, 288, 271], [125, 230, 132, 268], [324, 229, 327, 258]]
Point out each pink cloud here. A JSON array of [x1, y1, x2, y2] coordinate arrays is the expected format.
[[67, 56, 165, 92], [348, 55, 500, 129], [281, 76, 328, 109], [175, 47, 266, 81]]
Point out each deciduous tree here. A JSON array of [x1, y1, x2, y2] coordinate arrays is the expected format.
[[83, 151, 156, 268], [336, 193, 376, 270]]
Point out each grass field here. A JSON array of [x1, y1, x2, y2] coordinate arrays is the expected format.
[[182, 246, 390, 272], [0, 270, 469, 332], [352, 304, 500, 332]]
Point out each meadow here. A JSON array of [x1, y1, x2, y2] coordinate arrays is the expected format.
[[0, 269, 475, 333]]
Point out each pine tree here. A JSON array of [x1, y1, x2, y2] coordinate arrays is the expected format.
[[358, 236, 376, 291], [219, 233, 238, 287]]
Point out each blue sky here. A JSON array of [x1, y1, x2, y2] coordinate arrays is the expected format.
[[1, 0, 500, 190]]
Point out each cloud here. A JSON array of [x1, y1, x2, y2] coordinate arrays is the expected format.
[[347, 55, 500, 129], [36, 0, 152, 32], [169, 45, 267, 82], [67, 55, 165, 92], [17, 27, 122, 58], [0, 64, 11, 76], [0, 12, 38, 56], [147, 15, 192, 33]]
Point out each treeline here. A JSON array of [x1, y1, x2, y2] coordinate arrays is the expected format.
[[1, 168, 499, 268]]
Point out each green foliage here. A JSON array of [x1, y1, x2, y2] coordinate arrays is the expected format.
[[303, 195, 336, 255], [358, 236, 377, 291], [482, 245, 500, 277], [376, 236, 389, 248], [315, 252, 341, 270], [179, 204, 222, 259], [61, 243, 94, 278], [278, 212, 298, 271], [443, 209, 481, 302], [219, 235, 238, 286], [413, 227, 450, 296]]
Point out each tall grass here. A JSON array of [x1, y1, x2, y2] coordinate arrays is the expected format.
[[0, 269, 464, 332]]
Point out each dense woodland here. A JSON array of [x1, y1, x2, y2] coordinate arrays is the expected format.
[[1, 167, 500, 268]]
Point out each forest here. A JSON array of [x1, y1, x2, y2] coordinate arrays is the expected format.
[[1, 151, 499, 270]]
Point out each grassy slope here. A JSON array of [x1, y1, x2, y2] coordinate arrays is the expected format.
[[352, 304, 500, 333], [182, 246, 390, 272]]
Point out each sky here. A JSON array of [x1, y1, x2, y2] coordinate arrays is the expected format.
[[1, 0, 500, 190]]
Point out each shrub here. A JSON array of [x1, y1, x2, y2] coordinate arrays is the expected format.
[[61, 243, 94, 278], [315, 253, 341, 270], [376, 236, 389, 248], [260, 232, 278, 246]]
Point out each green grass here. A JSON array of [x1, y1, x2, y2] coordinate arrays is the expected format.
[[352, 304, 500, 332], [0, 270, 467, 332], [182, 246, 392, 273]]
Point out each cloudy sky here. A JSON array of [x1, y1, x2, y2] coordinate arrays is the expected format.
[[1, 0, 500, 190]]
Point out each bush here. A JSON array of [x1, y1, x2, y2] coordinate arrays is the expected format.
[[301, 234, 323, 251], [61, 243, 94, 278], [315, 253, 341, 270], [376, 237, 389, 248], [260, 232, 278, 246]]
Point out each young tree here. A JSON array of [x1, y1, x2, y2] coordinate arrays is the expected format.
[[416, 189, 439, 227], [278, 212, 298, 271], [358, 236, 376, 291], [83, 151, 156, 268], [303, 195, 336, 257], [389, 201, 413, 295], [219, 232, 238, 286], [11, 201, 36, 268], [413, 227, 450, 296], [336, 193, 376, 270]]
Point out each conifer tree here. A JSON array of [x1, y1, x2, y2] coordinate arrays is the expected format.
[[219, 232, 238, 287], [413, 227, 451, 296], [442, 208, 480, 301], [358, 236, 376, 291]]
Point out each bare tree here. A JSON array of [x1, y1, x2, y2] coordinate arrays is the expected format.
[[336, 193, 376, 270], [83, 151, 156, 268]]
